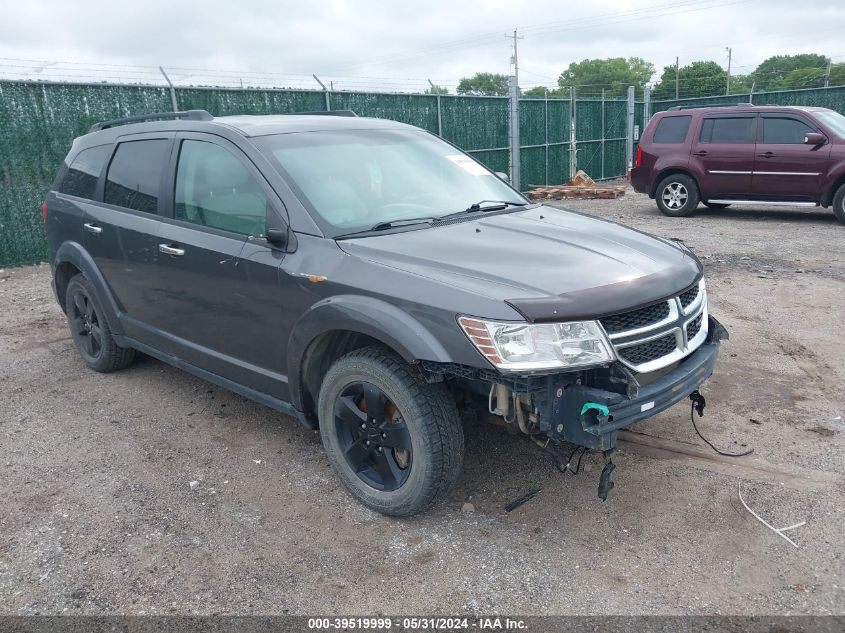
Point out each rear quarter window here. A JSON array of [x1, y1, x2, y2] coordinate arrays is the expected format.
[[58, 145, 111, 199], [652, 115, 692, 143]]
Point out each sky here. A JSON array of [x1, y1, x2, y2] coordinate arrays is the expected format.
[[0, 0, 843, 93]]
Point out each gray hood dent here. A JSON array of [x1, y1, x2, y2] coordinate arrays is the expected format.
[[337, 206, 702, 322]]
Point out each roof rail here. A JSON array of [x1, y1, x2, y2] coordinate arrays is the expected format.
[[667, 102, 754, 111], [282, 110, 358, 117], [88, 109, 213, 133]]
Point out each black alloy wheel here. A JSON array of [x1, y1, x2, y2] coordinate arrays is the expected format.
[[333, 381, 413, 491], [69, 288, 104, 362]]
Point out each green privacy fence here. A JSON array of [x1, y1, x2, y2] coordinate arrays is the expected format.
[[1, 79, 624, 267], [5, 80, 845, 267], [651, 84, 845, 113]]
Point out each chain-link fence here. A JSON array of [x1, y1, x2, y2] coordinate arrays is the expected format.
[[3, 80, 845, 267]]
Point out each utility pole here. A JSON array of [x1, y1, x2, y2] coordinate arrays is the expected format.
[[825, 59, 832, 87], [505, 28, 524, 92], [725, 46, 732, 95], [675, 56, 679, 100]]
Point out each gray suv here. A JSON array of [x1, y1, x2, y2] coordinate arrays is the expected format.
[[45, 109, 725, 516]]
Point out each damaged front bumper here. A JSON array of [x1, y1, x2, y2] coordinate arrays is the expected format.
[[548, 315, 726, 451]]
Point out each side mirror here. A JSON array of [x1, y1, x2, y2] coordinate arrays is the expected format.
[[266, 227, 288, 248], [495, 171, 510, 183], [804, 132, 826, 145]]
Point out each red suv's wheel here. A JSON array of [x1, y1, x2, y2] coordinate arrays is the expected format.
[[833, 183, 845, 225], [655, 174, 700, 217]]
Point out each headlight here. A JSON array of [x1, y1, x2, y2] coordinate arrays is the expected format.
[[458, 317, 615, 371]]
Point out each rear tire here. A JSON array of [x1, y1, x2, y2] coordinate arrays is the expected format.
[[833, 183, 845, 225], [317, 347, 464, 517], [655, 174, 700, 217], [65, 274, 135, 373], [703, 201, 730, 209]]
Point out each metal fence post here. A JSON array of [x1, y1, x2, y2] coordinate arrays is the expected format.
[[508, 75, 521, 191], [569, 86, 577, 179], [313, 74, 331, 111], [625, 85, 635, 173], [643, 85, 651, 127], [544, 88, 549, 185], [600, 88, 606, 180], [436, 94, 443, 136], [159, 66, 178, 112]]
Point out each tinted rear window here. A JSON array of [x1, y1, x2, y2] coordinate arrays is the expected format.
[[104, 139, 170, 213], [761, 117, 815, 144], [653, 115, 691, 143], [699, 117, 755, 144], [59, 145, 111, 199]]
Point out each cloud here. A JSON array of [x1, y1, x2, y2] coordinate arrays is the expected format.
[[0, 0, 842, 92]]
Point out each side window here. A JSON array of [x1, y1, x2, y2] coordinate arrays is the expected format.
[[59, 145, 111, 199], [761, 117, 815, 144], [699, 117, 755, 144], [104, 139, 170, 213], [174, 140, 268, 236], [653, 115, 692, 143]]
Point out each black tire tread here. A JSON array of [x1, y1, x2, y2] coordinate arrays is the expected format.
[[833, 183, 845, 225], [318, 346, 463, 516]]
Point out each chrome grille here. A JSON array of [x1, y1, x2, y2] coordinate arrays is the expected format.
[[618, 333, 677, 366], [600, 301, 670, 335], [603, 279, 708, 373], [679, 285, 699, 309], [686, 313, 703, 340]]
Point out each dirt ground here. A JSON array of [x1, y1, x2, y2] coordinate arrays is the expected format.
[[1, 191, 843, 616]]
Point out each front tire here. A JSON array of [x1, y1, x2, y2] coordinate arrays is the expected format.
[[655, 174, 700, 217], [833, 183, 845, 224], [318, 347, 464, 517], [65, 274, 135, 372]]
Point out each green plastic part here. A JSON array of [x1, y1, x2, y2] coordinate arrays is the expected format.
[[580, 402, 610, 417]]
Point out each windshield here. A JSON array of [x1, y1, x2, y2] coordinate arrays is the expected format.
[[814, 110, 845, 138], [255, 129, 527, 236]]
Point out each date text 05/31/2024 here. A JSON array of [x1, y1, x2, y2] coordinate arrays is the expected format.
[[307, 617, 528, 630]]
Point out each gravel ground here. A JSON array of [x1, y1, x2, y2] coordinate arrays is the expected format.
[[1, 191, 843, 616]]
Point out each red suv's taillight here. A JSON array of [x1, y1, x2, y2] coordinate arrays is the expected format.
[[41, 200, 48, 224], [635, 145, 643, 168]]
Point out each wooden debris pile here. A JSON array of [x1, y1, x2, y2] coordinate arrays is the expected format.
[[527, 170, 626, 200]]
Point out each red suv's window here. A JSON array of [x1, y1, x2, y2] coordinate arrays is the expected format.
[[760, 117, 815, 144], [653, 115, 692, 143], [699, 117, 755, 144]]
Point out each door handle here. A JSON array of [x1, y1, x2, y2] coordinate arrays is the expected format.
[[83, 222, 103, 235], [159, 244, 185, 256], [692, 150, 707, 157], [757, 151, 774, 158]]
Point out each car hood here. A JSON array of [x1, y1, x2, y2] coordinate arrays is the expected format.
[[336, 206, 702, 322]]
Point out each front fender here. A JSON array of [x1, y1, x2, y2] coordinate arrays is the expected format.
[[53, 241, 124, 336], [286, 295, 455, 410]]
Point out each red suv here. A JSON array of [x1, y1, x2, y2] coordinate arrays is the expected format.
[[630, 104, 845, 223]]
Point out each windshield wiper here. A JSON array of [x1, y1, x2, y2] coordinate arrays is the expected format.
[[436, 199, 528, 222], [334, 217, 436, 239]]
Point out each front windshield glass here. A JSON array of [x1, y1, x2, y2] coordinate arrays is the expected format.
[[814, 110, 845, 138], [255, 129, 526, 235]]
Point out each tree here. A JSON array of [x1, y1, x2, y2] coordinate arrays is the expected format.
[[829, 63, 845, 87], [751, 54, 829, 91], [652, 60, 727, 100], [522, 85, 565, 98], [425, 84, 448, 95], [779, 67, 827, 90], [728, 73, 753, 94], [456, 73, 509, 96], [557, 57, 653, 98]]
